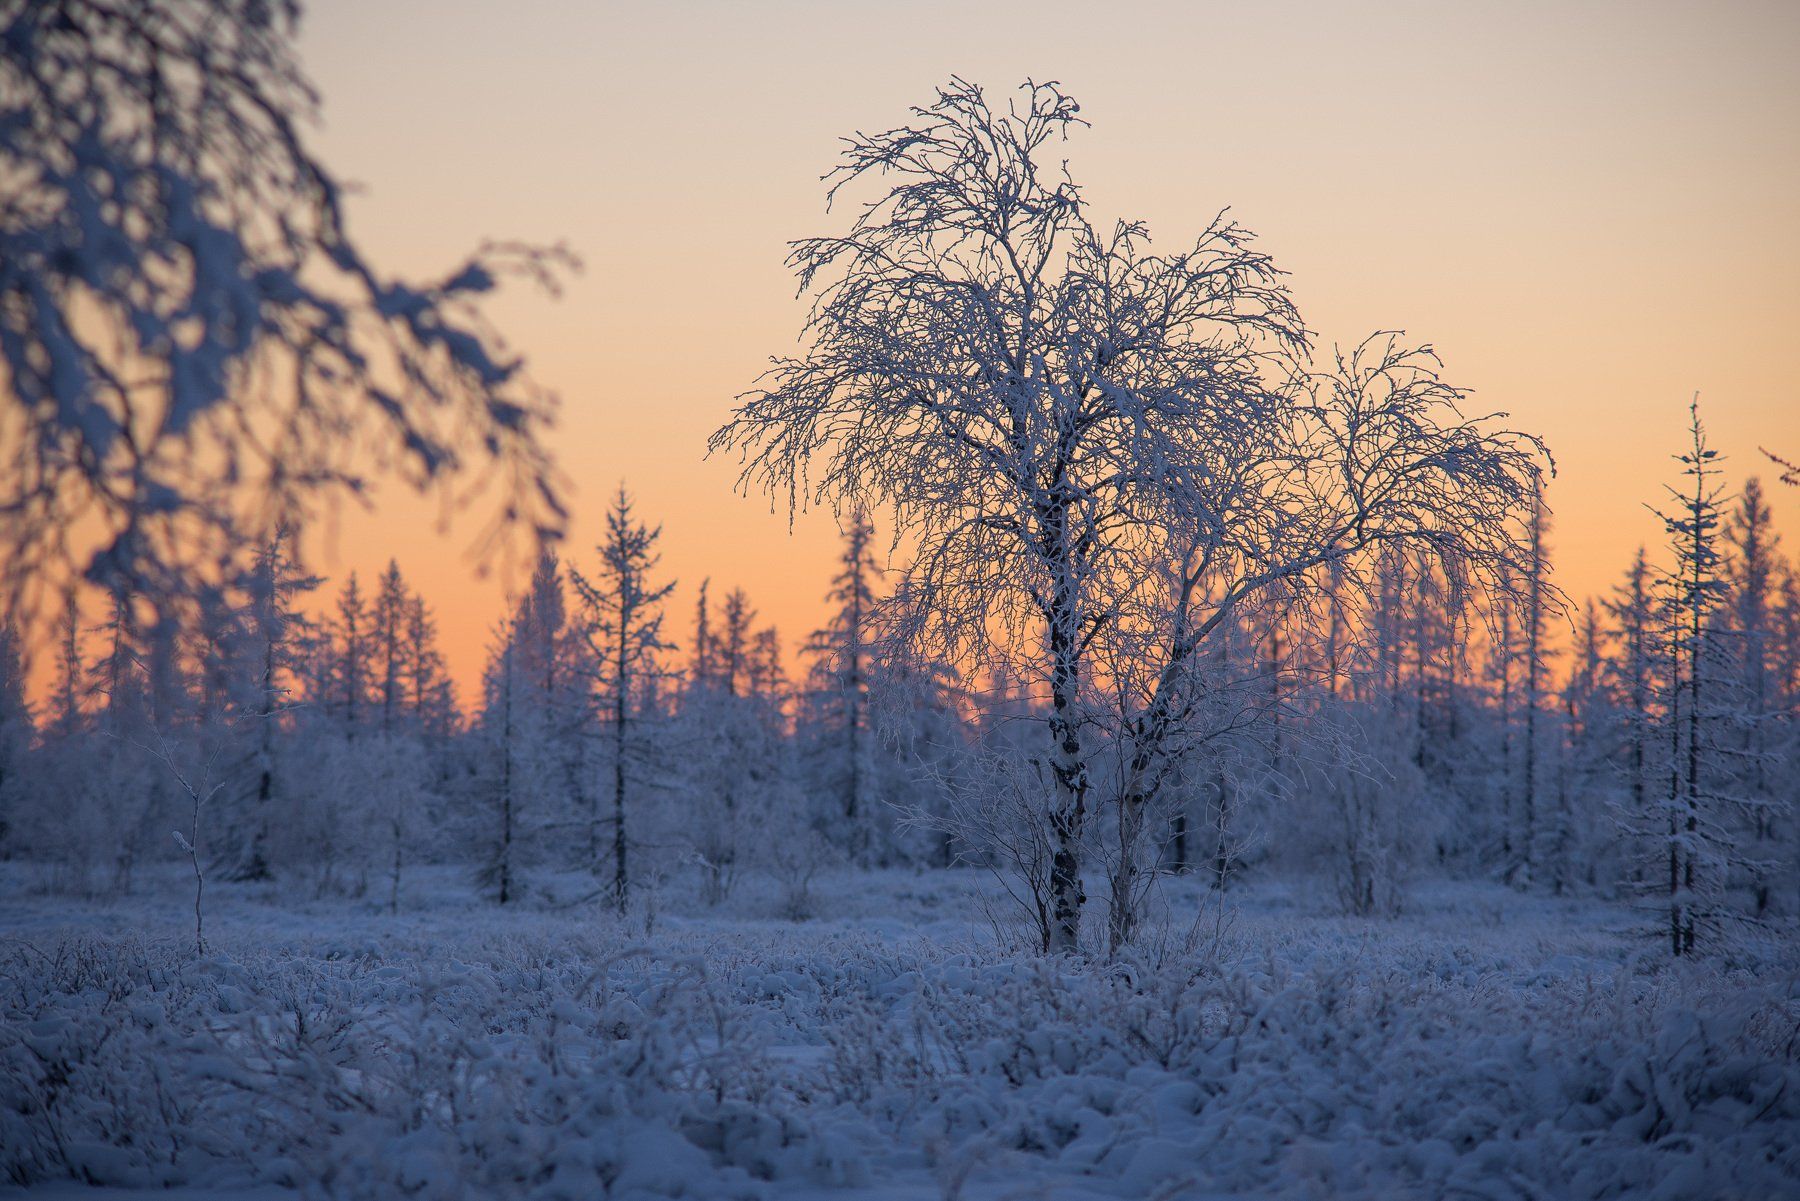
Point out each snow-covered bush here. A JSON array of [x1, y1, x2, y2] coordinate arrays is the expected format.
[[2, 870, 1796, 1200], [0, 936, 860, 1197], [1279, 708, 1432, 917], [813, 948, 1800, 1199]]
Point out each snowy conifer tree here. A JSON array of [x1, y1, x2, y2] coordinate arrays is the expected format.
[[329, 574, 372, 734], [476, 618, 524, 904], [1721, 478, 1789, 914], [219, 527, 317, 882], [1645, 400, 1743, 954], [805, 511, 881, 859], [0, 621, 31, 855], [571, 487, 676, 908], [1605, 547, 1660, 874]]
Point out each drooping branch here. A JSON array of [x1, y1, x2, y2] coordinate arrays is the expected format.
[[1, 0, 574, 626]]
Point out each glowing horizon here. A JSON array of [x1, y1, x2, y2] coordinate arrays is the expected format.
[[22, 0, 1800, 706]]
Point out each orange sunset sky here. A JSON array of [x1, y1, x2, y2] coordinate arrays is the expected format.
[[279, 0, 1797, 703]]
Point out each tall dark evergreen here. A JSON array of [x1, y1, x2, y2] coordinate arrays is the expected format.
[[51, 589, 83, 740], [1723, 478, 1786, 915], [402, 595, 456, 735], [1605, 547, 1659, 854], [330, 574, 371, 733], [718, 589, 755, 699], [571, 487, 675, 908], [478, 617, 523, 905], [373, 561, 410, 735], [0, 621, 30, 853], [806, 512, 881, 856], [1650, 401, 1736, 955], [223, 527, 318, 882]]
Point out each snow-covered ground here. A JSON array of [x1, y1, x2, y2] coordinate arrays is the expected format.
[[3, 864, 1797, 1199]]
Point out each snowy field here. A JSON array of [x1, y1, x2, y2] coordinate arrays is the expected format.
[[3, 866, 1797, 1201]]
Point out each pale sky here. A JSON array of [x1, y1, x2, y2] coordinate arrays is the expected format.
[[293, 0, 1800, 699]]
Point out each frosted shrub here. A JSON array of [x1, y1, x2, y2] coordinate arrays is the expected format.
[[1281, 709, 1428, 917], [3, 883, 1796, 1200], [758, 819, 840, 922], [13, 740, 165, 897], [0, 938, 851, 1197], [813, 950, 1800, 1199]]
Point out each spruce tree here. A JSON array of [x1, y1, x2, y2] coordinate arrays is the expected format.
[[1723, 478, 1787, 914], [223, 526, 317, 882], [0, 621, 31, 854], [331, 574, 371, 733], [1650, 400, 1737, 955], [1605, 547, 1659, 852], [373, 560, 411, 735], [805, 511, 880, 856], [571, 486, 675, 908]]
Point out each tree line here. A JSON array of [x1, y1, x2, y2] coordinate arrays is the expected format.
[[0, 404, 1793, 955]]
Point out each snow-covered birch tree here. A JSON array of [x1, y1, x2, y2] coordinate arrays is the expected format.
[[712, 78, 1550, 952]]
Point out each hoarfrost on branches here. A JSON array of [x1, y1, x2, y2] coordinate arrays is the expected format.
[[0, 0, 573, 619], [713, 77, 1551, 951]]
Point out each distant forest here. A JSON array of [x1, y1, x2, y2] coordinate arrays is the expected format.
[[3, 401, 1794, 957]]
